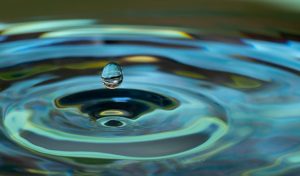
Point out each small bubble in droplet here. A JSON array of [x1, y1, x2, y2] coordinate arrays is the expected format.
[[101, 62, 123, 89]]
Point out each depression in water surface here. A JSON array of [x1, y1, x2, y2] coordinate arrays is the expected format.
[[0, 19, 300, 175]]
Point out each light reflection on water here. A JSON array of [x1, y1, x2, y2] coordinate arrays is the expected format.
[[0, 19, 300, 175]]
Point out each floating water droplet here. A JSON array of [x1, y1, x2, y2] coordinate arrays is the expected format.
[[101, 62, 123, 89]]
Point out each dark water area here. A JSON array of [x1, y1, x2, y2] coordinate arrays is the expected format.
[[0, 1, 300, 176]]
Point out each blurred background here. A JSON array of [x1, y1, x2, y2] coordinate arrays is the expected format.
[[1, 0, 299, 37]]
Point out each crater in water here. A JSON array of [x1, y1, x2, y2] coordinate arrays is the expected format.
[[55, 89, 179, 121], [0, 19, 300, 175]]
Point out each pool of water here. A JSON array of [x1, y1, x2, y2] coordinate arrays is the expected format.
[[0, 18, 300, 175]]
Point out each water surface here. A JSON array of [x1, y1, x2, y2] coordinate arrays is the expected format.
[[0, 19, 300, 175]]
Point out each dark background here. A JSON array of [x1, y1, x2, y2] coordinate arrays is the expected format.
[[0, 0, 299, 37]]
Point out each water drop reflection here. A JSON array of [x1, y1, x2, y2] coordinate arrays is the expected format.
[[100, 62, 123, 89]]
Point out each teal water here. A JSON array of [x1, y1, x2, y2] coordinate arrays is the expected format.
[[0, 19, 300, 175]]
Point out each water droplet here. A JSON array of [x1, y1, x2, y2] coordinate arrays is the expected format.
[[101, 62, 123, 89]]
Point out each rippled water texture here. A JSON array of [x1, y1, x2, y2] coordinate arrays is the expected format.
[[1, 19, 300, 175]]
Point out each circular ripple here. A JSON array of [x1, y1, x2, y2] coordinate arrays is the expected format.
[[1, 20, 300, 175], [3, 76, 228, 159]]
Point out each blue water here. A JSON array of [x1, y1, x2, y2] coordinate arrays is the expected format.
[[0, 19, 300, 175]]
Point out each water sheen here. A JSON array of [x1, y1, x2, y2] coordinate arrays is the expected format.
[[0, 19, 300, 175]]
